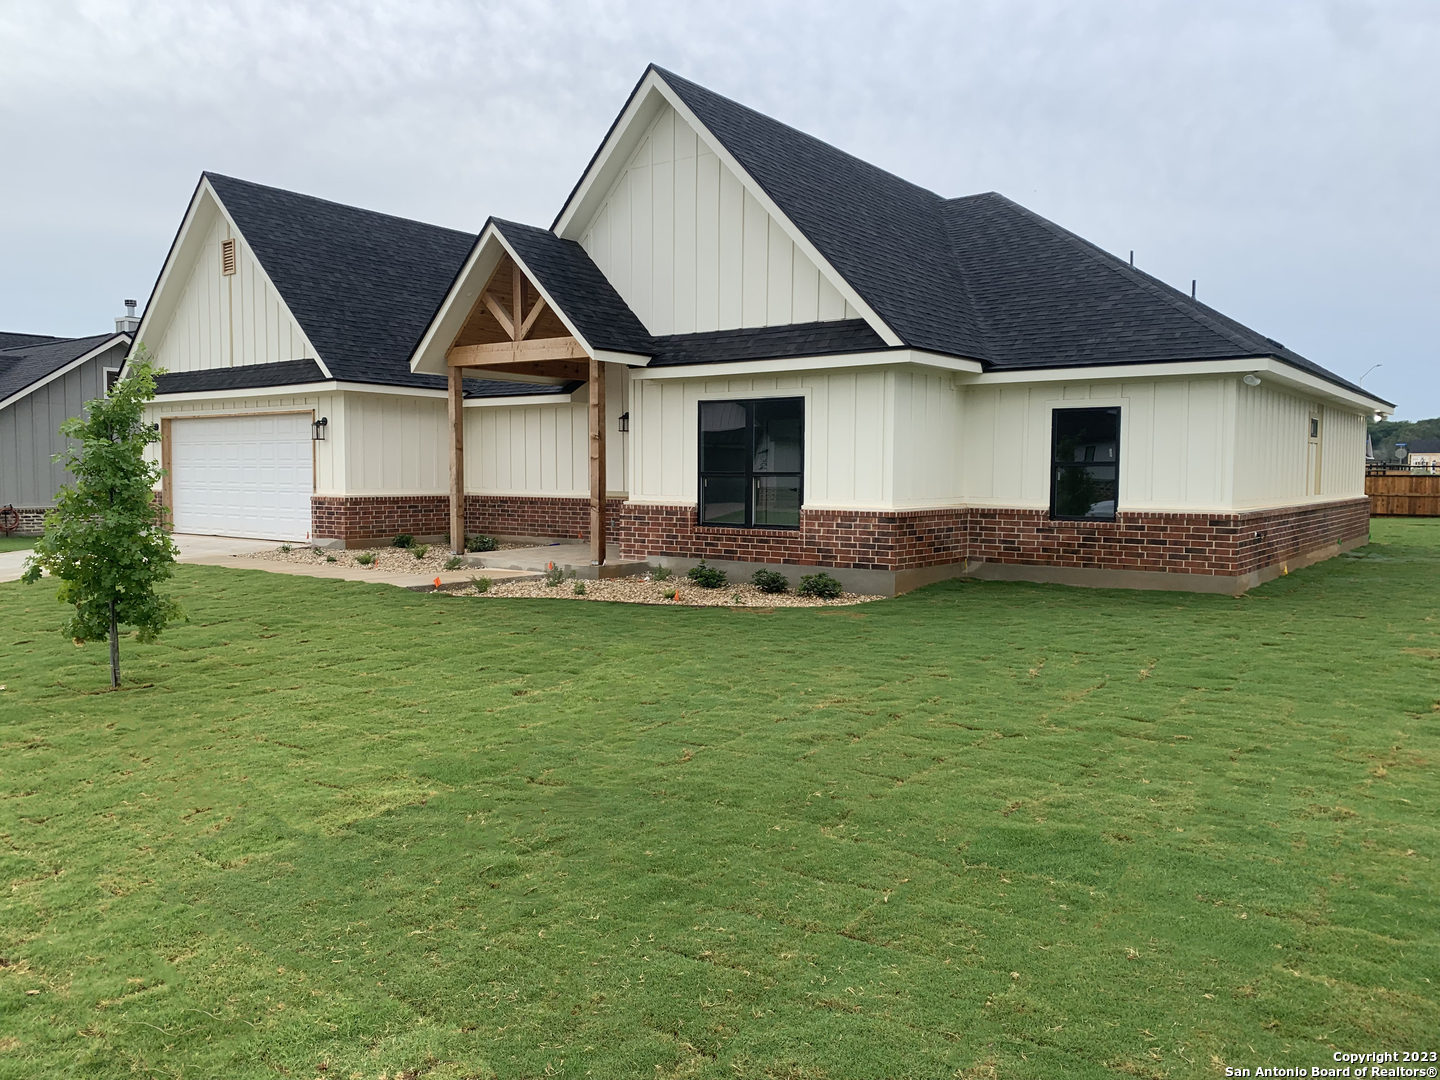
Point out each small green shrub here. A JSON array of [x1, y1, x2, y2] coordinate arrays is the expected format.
[[573, 581, 587, 595], [731, 592, 744, 604], [470, 576, 492, 593], [687, 561, 727, 589], [392, 534, 415, 549], [311, 547, 325, 557], [355, 552, 376, 567], [443, 555, 464, 571], [543, 565, 565, 588], [751, 568, 789, 594], [650, 565, 672, 582], [468, 534, 499, 552], [797, 572, 843, 599], [662, 586, 679, 601], [279, 544, 291, 553], [412, 544, 429, 559], [325, 554, 337, 563]]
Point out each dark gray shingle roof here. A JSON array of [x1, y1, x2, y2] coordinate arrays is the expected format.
[[154, 359, 328, 395], [649, 66, 1380, 402], [204, 173, 478, 391], [0, 332, 61, 351], [491, 219, 652, 354], [943, 194, 1374, 394], [0, 333, 126, 405], [648, 320, 885, 368], [150, 356, 568, 401]]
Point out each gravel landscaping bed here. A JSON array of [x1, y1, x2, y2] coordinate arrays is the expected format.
[[450, 573, 882, 607], [245, 542, 512, 575]]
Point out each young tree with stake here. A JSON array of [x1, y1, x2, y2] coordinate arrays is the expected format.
[[22, 352, 182, 688]]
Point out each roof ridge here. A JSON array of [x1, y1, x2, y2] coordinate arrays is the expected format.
[[204, 172, 475, 242], [936, 199, 1001, 361], [983, 193, 1270, 358], [652, 66, 945, 205]]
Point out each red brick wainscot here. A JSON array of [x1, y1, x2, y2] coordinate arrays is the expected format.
[[612, 504, 968, 570], [966, 497, 1370, 584], [311, 495, 450, 547], [464, 495, 626, 543], [310, 494, 628, 548]]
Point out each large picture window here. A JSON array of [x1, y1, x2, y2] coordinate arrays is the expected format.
[[1050, 407, 1119, 521], [699, 398, 803, 529]]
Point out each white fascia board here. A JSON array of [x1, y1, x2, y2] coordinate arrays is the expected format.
[[464, 392, 578, 408], [127, 177, 212, 362], [553, 72, 903, 349], [971, 356, 1388, 414], [410, 227, 494, 377], [595, 349, 651, 367], [552, 72, 675, 239], [630, 348, 979, 381], [0, 334, 131, 411], [130, 177, 331, 379]]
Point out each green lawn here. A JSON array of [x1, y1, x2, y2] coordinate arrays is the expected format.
[[1, 519, 1436, 1079], [0, 536, 36, 553]]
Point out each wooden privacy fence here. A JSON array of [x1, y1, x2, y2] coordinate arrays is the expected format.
[[1366, 467, 1440, 516]]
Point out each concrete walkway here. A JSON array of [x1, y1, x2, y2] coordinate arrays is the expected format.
[[466, 543, 648, 579], [0, 546, 35, 584], [170, 534, 537, 591], [0, 534, 537, 592]]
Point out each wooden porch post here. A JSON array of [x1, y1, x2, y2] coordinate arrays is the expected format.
[[449, 366, 466, 554], [589, 355, 606, 566]]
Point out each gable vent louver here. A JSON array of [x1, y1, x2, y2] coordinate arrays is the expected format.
[[221, 238, 237, 276]]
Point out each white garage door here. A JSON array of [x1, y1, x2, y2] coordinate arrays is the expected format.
[[170, 414, 313, 540]]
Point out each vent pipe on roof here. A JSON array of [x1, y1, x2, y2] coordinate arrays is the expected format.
[[1129, 250, 1133, 266], [1191, 280, 1196, 300], [115, 299, 140, 334]]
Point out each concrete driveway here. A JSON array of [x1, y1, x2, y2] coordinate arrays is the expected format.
[[0, 533, 265, 585], [3, 534, 533, 591], [0, 545, 35, 584]]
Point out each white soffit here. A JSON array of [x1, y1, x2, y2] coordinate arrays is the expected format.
[[972, 356, 1389, 413], [552, 71, 903, 349]]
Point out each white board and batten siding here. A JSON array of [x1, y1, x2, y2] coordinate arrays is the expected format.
[[630, 369, 899, 509], [961, 376, 1368, 513], [630, 369, 1369, 515], [579, 103, 859, 336], [149, 194, 317, 375], [465, 370, 628, 497]]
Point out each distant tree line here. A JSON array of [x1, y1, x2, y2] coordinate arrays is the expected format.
[[1368, 416, 1440, 462]]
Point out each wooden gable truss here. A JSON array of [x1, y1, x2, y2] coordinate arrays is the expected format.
[[445, 254, 609, 566]]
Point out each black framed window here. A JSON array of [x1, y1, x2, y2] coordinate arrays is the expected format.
[[1050, 407, 1119, 521], [699, 397, 803, 528]]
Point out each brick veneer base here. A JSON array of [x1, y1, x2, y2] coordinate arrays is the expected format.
[[310, 494, 624, 547], [612, 505, 967, 572], [1, 506, 48, 536], [309, 492, 1370, 592], [616, 498, 1371, 593]]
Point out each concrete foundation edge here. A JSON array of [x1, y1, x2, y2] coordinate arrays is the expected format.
[[962, 534, 1368, 595]]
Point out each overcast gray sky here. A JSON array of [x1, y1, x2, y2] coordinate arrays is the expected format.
[[2, 0, 1435, 417]]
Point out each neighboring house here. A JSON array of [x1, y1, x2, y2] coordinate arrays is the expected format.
[[1405, 439, 1440, 468], [127, 65, 1392, 594], [1, 311, 135, 534]]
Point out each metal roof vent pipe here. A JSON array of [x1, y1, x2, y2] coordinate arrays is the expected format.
[[115, 299, 140, 333]]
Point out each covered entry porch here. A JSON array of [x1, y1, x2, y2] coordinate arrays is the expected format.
[[411, 218, 654, 567]]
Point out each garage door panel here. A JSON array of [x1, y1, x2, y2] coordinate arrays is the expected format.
[[171, 414, 313, 540]]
